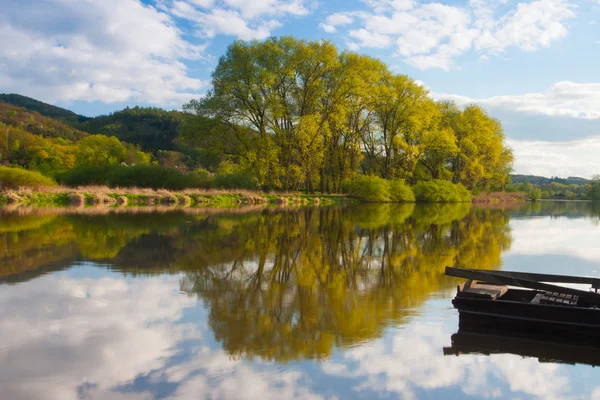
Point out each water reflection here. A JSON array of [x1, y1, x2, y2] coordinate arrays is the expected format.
[[1, 202, 600, 399]]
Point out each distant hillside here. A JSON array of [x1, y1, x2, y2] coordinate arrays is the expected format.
[[510, 174, 590, 186], [0, 94, 185, 153], [0, 94, 90, 125], [0, 102, 88, 141], [80, 107, 184, 152]]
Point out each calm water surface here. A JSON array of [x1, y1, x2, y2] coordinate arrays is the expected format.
[[1, 201, 600, 399]]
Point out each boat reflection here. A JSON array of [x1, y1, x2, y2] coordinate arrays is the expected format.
[[444, 317, 600, 367]]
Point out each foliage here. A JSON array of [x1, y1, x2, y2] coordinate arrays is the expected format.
[[412, 179, 471, 202], [0, 101, 88, 140], [511, 174, 590, 186], [530, 187, 542, 201], [590, 175, 600, 201], [212, 171, 259, 190], [388, 179, 416, 202], [0, 94, 89, 125], [58, 165, 206, 190], [347, 175, 391, 202], [80, 106, 183, 152], [75, 135, 129, 166], [184, 37, 513, 192], [0, 166, 57, 189]]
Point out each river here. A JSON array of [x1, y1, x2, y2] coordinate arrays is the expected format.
[[1, 201, 599, 399]]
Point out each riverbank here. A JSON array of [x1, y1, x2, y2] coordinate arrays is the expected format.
[[472, 191, 527, 205], [0, 186, 351, 208], [0, 187, 533, 209]]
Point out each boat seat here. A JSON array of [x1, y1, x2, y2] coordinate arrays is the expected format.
[[531, 292, 578, 306], [457, 280, 508, 300]]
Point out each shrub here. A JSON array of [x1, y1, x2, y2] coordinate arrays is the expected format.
[[530, 187, 542, 201], [58, 165, 206, 190], [0, 166, 57, 189], [58, 165, 112, 186], [389, 179, 416, 202], [347, 175, 390, 202], [212, 171, 259, 190], [412, 180, 471, 203]]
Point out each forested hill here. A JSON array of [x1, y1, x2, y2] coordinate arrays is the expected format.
[[79, 107, 183, 152], [0, 102, 89, 141], [0, 94, 185, 152], [510, 174, 590, 185], [0, 94, 90, 125]]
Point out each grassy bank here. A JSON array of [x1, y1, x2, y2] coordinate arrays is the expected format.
[[0, 186, 350, 208], [472, 191, 527, 205]]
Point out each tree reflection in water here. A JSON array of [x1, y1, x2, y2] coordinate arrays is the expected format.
[[0, 203, 518, 361], [177, 204, 512, 361]]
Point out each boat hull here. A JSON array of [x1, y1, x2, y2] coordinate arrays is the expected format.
[[453, 294, 600, 338]]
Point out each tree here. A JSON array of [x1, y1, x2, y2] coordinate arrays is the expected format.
[[75, 135, 128, 166], [590, 175, 600, 201]]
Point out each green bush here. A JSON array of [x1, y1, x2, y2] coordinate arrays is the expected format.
[[389, 179, 416, 202], [530, 187, 542, 201], [347, 175, 391, 202], [58, 165, 206, 190], [412, 180, 471, 202], [212, 171, 259, 190], [0, 166, 57, 189], [57, 165, 112, 186]]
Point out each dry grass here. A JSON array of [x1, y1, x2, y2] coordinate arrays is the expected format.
[[1, 185, 343, 209], [472, 192, 527, 204], [0, 204, 267, 216]]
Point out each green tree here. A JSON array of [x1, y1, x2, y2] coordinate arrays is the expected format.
[[75, 135, 128, 166], [590, 175, 600, 201]]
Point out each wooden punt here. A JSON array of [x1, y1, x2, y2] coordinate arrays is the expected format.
[[445, 267, 600, 337]]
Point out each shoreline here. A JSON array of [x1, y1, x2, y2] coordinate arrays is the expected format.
[[0, 187, 532, 209], [0, 187, 352, 208]]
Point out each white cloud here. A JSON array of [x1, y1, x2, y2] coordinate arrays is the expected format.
[[435, 81, 600, 120], [0, 271, 325, 400], [321, 318, 579, 399], [349, 29, 394, 48], [164, 0, 310, 40], [0, 0, 208, 106], [322, 0, 576, 70], [507, 136, 600, 179], [508, 217, 600, 262], [0, 274, 199, 400], [319, 13, 354, 33]]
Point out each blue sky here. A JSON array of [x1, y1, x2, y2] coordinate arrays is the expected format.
[[0, 0, 599, 177]]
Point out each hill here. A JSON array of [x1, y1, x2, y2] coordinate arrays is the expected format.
[[510, 174, 590, 186], [0, 94, 185, 153], [0, 102, 89, 141], [0, 94, 90, 125], [80, 106, 183, 152]]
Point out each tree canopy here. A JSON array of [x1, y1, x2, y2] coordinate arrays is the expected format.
[[183, 36, 514, 192]]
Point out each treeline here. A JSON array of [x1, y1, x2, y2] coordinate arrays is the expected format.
[[508, 178, 600, 201], [0, 120, 150, 176], [510, 174, 590, 186], [184, 36, 513, 193], [1, 36, 514, 196]]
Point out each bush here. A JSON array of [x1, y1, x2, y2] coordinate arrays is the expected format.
[[0, 166, 57, 189], [412, 180, 471, 203], [530, 187, 542, 201], [212, 171, 259, 190], [58, 165, 206, 190], [389, 179, 416, 202], [347, 175, 391, 202]]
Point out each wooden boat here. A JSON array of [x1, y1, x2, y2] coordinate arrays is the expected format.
[[445, 267, 600, 337], [444, 326, 600, 367]]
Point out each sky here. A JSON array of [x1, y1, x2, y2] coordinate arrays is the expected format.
[[0, 0, 599, 178]]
